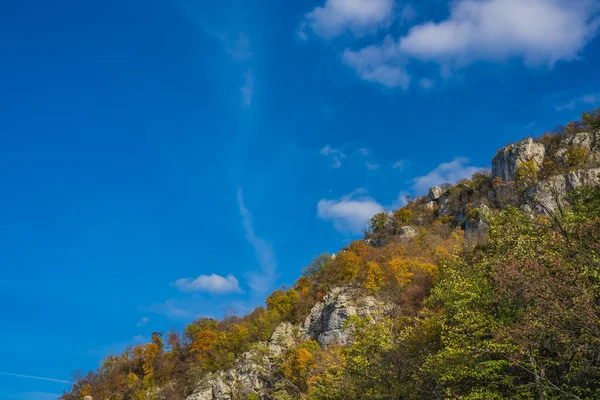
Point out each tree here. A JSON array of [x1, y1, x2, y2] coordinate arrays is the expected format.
[[582, 107, 600, 132]]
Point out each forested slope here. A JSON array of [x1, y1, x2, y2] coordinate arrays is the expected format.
[[63, 108, 600, 400]]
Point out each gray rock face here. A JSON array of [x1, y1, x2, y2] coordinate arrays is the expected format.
[[428, 186, 444, 201], [424, 201, 437, 210], [526, 175, 567, 214], [267, 322, 296, 358], [566, 168, 600, 190], [492, 138, 545, 182], [301, 287, 387, 347], [525, 168, 600, 214], [398, 225, 418, 239], [187, 287, 390, 399], [187, 346, 271, 400]]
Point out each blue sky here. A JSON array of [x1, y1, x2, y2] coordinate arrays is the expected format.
[[1, 0, 599, 398]]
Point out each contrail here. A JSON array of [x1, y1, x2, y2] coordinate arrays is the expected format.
[[0, 371, 71, 384]]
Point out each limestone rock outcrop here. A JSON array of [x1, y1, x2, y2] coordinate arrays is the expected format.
[[301, 286, 388, 347], [492, 138, 545, 182], [428, 186, 444, 201], [187, 287, 388, 399]]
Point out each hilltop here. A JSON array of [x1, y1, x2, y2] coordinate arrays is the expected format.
[[63, 108, 600, 400]]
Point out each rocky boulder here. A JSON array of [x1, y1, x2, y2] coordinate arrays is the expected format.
[[301, 287, 388, 347], [492, 138, 545, 182], [187, 345, 272, 400], [267, 322, 296, 358], [397, 225, 418, 239], [428, 186, 444, 201]]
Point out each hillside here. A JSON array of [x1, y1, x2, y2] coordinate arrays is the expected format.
[[63, 108, 600, 400]]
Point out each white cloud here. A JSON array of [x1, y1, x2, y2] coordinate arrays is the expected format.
[[356, 147, 370, 156], [174, 274, 242, 294], [302, 0, 395, 39], [241, 70, 254, 108], [338, 0, 599, 88], [391, 190, 411, 209], [317, 189, 385, 235], [555, 92, 600, 111], [320, 145, 346, 168], [412, 157, 482, 194], [136, 317, 150, 327], [392, 160, 406, 170], [400, 0, 598, 67], [366, 162, 380, 170], [237, 188, 278, 294], [342, 37, 410, 89]]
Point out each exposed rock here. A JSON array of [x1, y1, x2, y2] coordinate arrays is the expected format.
[[526, 175, 567, 214], [268, 322, 296, 358], [428, 186, 444, 201], [566, 168, 600, 190], [525, 168, 600, 214], [187, 346, 271, 400], [187, 376, 230, 400], [301, 287, 387, 347], [397, 225, 418, 239], [424, 201, 437, 210], [83, 397, 93, 400], [492, 138, 545, 182], [465, 219, 488, 242]]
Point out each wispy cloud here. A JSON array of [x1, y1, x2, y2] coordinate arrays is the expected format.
[[299, 0, 395, 39], [147, 299, 191, 320], [412, 157, 482, 194], [225, 32, 253, 62], [392, 160, 406, 170], [366, 162, 379, 170], [319, 145, 346, 168], [237, 188, 277, 294], [173, 273, 242, 294], [136, 317, 150, 327], [241, 70, 254, 108], [0, 371, 70, 385], [555, 92, 600, 111], [317, 189, 384, 235]]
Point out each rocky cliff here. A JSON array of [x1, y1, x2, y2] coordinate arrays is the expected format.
[[186, 287, 390, 400]]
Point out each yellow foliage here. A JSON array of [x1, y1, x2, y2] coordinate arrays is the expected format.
[[142, 343, 159, 378], [362, 261, 385, 293], [190, 329, 218, 359], [388, 258, 438, 287], [80, 384, 91, 399], [393, 207, 413, 225], [126, 372, 139, 388]]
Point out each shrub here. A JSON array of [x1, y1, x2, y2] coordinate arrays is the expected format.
[[393, 207, 412, 225], [582, 107, 600, 132], [514, 159, 538, 188], [565, 145, 590, 171]]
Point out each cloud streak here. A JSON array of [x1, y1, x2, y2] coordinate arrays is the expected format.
[[241, 70, 254, 108], [237, 188, 277, 294], [0, 371, 70, 385], [555, 92, 600, 111]]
